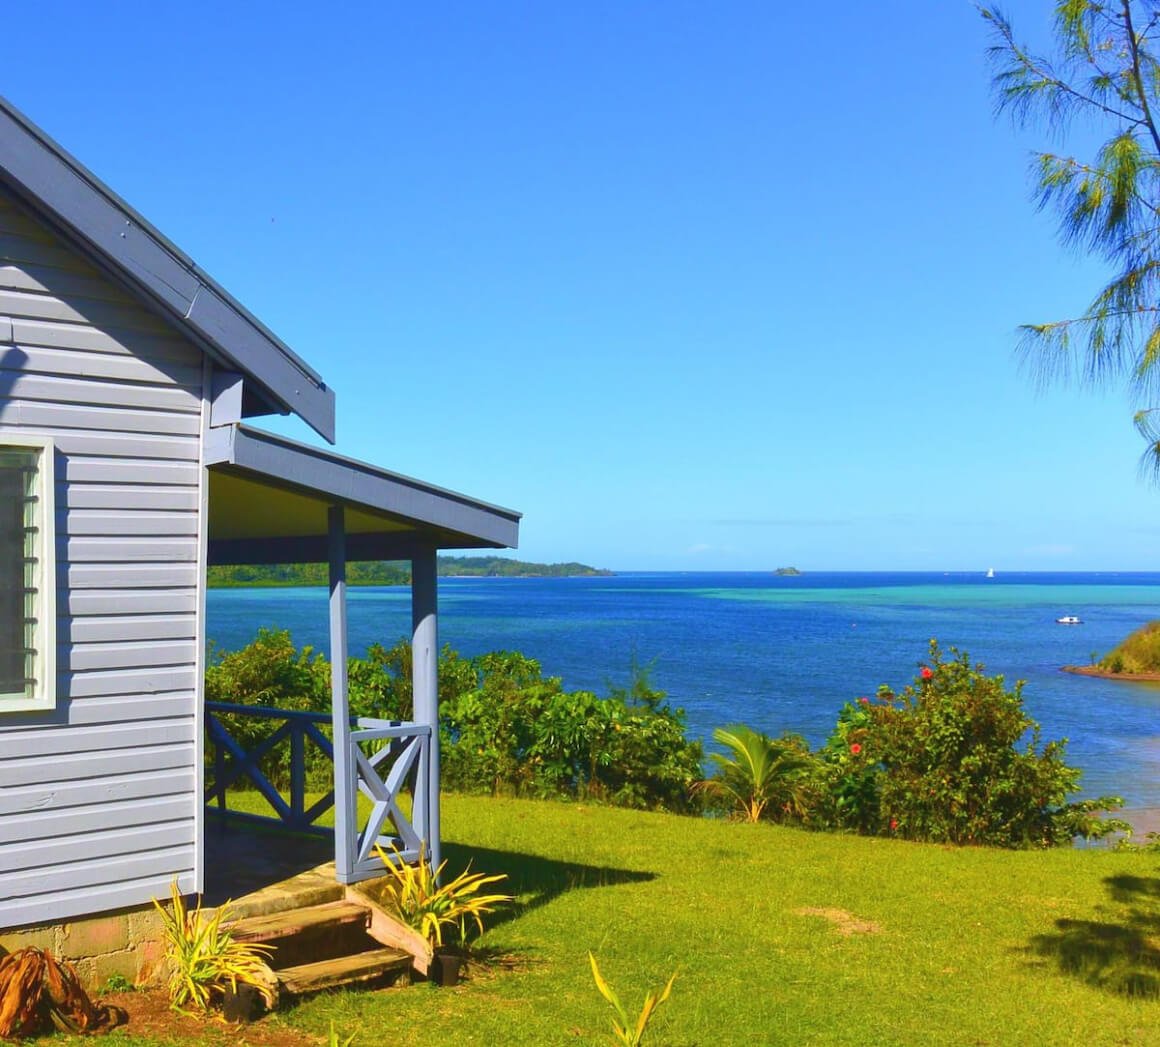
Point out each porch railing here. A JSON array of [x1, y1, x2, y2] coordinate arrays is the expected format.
[[204, 702, 432, 878]]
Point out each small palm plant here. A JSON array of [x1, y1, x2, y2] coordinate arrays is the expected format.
[[152, 882, 274, 1014], [589, 953, 676, 1047], [696, 724, 817, 823], [375, 846, 512, 951]]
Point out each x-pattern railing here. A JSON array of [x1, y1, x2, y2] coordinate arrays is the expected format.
[[345, 719, 431, 880], [204, 703, 432, 882], [205, 702, 337, 834]]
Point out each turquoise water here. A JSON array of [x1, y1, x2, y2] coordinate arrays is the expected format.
[[207, 571, 1160, 812]]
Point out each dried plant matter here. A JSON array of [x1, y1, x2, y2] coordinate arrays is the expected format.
[[0, 947, 123, 1037]]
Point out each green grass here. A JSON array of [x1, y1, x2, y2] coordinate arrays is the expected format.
[[280, 794, 1160, 1046]]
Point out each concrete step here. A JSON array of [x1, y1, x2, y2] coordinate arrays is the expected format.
[[227, 900, 373, 970], [277, 947, 412, 996]]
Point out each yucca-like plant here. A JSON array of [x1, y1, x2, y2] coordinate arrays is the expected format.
[[375, 846, 512, 950], [588, 953, 676, 1047], [697, 724, 817, 823], [152, 882, 274, 1014]]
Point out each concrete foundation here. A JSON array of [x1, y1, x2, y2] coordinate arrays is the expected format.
[[0, 904, 166, 989]]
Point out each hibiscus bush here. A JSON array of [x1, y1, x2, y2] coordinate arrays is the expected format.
[[820, 641, 1128, 847]]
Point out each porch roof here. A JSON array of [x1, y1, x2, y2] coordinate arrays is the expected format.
[[205, 424, 521, 564]]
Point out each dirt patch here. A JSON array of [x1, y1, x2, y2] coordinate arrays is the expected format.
[[82, 988, 317, 1047], [1062, 665, 1160, 682], [794, 907, 882, 937]]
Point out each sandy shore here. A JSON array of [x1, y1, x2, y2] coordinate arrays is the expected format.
[[1062, 664, 1160, 682]]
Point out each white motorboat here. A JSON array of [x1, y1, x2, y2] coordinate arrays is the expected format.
[[1055, 615, 1082, 625]]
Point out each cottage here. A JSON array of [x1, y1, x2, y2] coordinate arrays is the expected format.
[[0, 96, 520, 972]]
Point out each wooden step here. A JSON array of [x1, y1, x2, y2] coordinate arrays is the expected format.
[[228, 900, 370, 945], [227, 900, 375, 971], [277, 947, 412, 996]]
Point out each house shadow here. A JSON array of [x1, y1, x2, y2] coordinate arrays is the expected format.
[[440, 841, 655, 930], [1026, 871, 1160, 997]]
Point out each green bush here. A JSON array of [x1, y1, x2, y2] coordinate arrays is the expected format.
[[819, 641, 1128, 847], [440, 650, 703, 811], [205, 633, 703, 814], [204, 628, 331, 790]]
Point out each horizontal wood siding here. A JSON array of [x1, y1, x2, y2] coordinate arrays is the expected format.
[[0, 189, 203, 927]]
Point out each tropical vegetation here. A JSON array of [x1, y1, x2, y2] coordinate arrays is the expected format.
[[371, 846, 512, 952], [588, 952, 676, 1047], [1093, 618, 1160, 673], [152, 883, 275, 1015], [209, 630, 1124, 848], [984, 1, 1160, 471], [205, 630, 704, 811]]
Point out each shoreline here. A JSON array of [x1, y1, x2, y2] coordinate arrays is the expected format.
[[1062, 664, 1160, 682]]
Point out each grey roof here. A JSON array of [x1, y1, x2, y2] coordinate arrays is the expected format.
[[0, 95, 336, 442], [205, 424, 522, 563]]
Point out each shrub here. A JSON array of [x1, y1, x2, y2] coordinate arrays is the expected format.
[[206, 634, 703, 814], [205, 628, 331, 790], [820, 641, 1128, 847], [440, 651, 704, 812]]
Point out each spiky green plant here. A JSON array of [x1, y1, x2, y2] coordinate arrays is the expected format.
[[696, 724, 817, 823], [152, 882, 274, 1014], [588, 953, 676, 1047], [375, 846, 512, 949]]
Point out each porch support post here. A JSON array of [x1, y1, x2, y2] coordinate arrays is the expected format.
[[411, 544, 440, 871], [329, 504, 355, 883]]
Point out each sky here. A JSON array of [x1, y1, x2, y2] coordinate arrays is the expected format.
[[4, 1, 1157, 571]]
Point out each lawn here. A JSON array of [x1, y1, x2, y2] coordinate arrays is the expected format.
[[280, 794, 1160, 1046]]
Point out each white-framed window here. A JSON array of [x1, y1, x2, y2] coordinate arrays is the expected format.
[[0, 436, 55, 712]]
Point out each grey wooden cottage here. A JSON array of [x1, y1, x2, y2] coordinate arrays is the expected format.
[[0, 96, 520, 933]]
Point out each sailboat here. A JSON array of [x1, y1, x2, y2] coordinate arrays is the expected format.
[[986, 567, 995, 579]]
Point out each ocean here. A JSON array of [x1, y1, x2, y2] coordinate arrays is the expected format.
[[207, 571, 1160, 815]]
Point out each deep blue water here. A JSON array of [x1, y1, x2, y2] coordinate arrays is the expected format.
[[207, 571, 1160, 812]]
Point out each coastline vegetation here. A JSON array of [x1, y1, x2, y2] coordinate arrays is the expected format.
[[1089, 620, 1160, 676], [208, 633, 1125, 847], [207, 557, 611, 588]]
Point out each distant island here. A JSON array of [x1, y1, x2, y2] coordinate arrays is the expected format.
[[775, 567, 802, 576], [208, 557, 612, 588], [1063, 619, 1160, 680]]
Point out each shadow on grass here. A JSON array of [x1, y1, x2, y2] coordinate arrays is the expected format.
[[441, 842, 655, 929], [1027, 871, 1160, 997]]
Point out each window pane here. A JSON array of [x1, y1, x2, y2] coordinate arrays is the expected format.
[[0, 449, 38, 699]]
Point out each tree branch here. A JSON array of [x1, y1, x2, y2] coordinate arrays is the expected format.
[[1123, 0, 1160, 154]]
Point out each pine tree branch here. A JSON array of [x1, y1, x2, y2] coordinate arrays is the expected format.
[[1123, 1, 1160, 153]]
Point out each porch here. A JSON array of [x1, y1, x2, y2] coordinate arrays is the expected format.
[[203, 423, 520, 892]]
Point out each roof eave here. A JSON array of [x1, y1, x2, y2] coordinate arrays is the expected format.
[[205, 424, 522, 552]]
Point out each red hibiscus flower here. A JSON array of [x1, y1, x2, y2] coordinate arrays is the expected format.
[[890, 818, 899, 830], [920, 666, 933, 680], [850, 743, 862, 755]]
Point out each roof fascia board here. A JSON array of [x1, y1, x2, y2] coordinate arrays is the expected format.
[[206, 424, 521, 549], [0, 97, 336, 442]]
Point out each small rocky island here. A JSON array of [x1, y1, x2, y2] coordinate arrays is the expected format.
[[1064, 619, 1160, 681], [774, 566, 802, 576]]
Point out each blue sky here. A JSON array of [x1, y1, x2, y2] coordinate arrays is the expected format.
[[5, 1, 1157, 571]]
